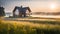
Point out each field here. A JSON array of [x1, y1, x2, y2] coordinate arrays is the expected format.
[[0, 17, 60, 34]]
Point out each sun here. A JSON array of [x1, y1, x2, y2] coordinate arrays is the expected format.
[[50, 3, 56, 10]]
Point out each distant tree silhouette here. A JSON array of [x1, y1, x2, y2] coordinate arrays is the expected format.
[[0, 7, 5, 17]]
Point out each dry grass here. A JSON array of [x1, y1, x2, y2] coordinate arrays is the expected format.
[[0, 19, 60, 34]]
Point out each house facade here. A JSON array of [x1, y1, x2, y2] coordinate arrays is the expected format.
[[13, 6, 31, 17]]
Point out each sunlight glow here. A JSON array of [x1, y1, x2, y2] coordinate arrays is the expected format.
[[50, 3, 56, 10]]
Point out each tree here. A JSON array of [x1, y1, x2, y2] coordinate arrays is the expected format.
[[0, 7, 5, 17]]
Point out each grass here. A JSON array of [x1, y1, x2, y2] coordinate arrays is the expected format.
[[0, 19, 60, 34]]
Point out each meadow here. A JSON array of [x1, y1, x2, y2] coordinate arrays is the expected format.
[[0, 18, 60, 34]]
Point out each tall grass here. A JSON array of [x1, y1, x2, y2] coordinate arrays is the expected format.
[[0, 20, 60, 34]]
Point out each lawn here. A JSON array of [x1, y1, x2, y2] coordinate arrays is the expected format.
[[0, 18, 60, 34]]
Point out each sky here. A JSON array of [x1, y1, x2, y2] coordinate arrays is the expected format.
[[0, 0, 60, 13]]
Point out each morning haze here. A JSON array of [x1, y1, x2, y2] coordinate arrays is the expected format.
[[0, 0, 60, 34], [0, 0, 60, 12]]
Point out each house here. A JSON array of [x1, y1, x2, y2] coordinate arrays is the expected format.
[[13, 6, 31, 17]]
